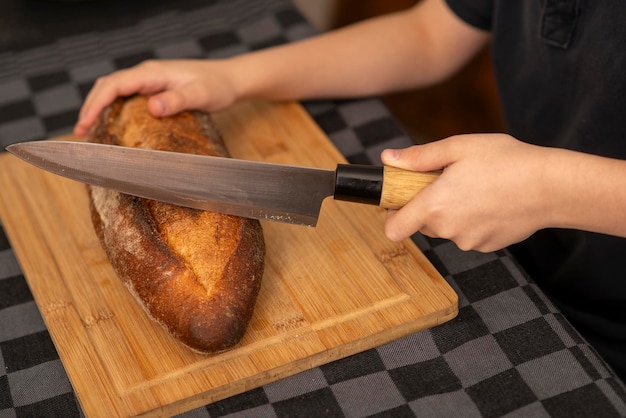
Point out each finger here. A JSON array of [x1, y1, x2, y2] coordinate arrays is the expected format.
[[381, 136, 461, 173], [74, 87, 122, 136], [384, 195, 428, 242], [417, 226, 438, 239], [148, 83, 206, 116], [146, 95, 168, 117], [75, 68, 168, 135]]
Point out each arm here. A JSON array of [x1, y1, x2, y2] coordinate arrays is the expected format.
[[74, 0, 488, 136], [381, 135, 626, 252], [229, 0, 489, 101]]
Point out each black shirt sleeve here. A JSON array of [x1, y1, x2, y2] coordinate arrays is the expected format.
[[445, 0, 494, 30]]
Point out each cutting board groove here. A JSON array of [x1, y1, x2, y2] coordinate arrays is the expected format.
[[0, 101, 457, 417]]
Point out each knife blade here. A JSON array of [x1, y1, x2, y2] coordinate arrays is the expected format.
[[6, 141, 440, 226]]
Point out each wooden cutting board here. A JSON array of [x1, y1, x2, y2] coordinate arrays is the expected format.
[[0, 101, 457, 417]]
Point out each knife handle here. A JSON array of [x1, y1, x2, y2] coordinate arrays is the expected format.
[[334, 165, 440, 208], [380, 166, 440, 209]]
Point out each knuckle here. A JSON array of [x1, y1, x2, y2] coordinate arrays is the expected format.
[[454, 233, 489, 252], [139, 59, 162, 72], [454, 238, 475, 252], [93, 75, 109, 86]]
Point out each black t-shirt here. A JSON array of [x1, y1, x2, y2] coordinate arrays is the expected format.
[[445, 0, 626, 378]]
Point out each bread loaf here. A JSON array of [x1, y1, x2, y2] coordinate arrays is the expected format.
[[87, 96, 265, 353]]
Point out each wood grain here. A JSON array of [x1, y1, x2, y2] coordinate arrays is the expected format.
[[380, 166, 440, 209], [0, 101, 457, 417]]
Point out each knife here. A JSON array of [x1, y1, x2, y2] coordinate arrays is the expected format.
[[6, 141, 440, 226]]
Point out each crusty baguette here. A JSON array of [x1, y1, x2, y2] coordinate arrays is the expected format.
[[87, 95, 265, 353]]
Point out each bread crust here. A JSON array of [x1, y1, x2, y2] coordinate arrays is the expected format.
[[87, 96, 265, 353]]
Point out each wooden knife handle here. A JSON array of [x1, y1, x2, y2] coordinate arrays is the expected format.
[[380, 166, 440, 209], [334, 164, 440, 208]]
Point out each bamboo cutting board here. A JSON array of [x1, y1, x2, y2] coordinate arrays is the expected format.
[[0, 101, 457, 417]]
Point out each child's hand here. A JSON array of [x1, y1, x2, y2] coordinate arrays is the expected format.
[[74, 59, 237, 136], [381, 134, 551, 252]]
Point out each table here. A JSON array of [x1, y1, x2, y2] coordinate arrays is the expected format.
[[1, 0, 625, 416]]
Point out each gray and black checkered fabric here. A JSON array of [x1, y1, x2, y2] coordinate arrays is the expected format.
[[1, 1, 625, 416]]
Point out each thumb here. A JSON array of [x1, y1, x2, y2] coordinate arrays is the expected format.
[[147, 83, 205, 117], [381, 138, 459, 172]]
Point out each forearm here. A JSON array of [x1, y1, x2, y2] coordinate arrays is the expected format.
[[227, 0, 489, 102], [543, 149, 626, 237]]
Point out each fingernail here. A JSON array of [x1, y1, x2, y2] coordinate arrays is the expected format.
[[383, 149, 400, 161], [151, 97, 166, 116]]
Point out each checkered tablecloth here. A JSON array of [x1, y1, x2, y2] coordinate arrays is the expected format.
[[1, 1, 625, 416]]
